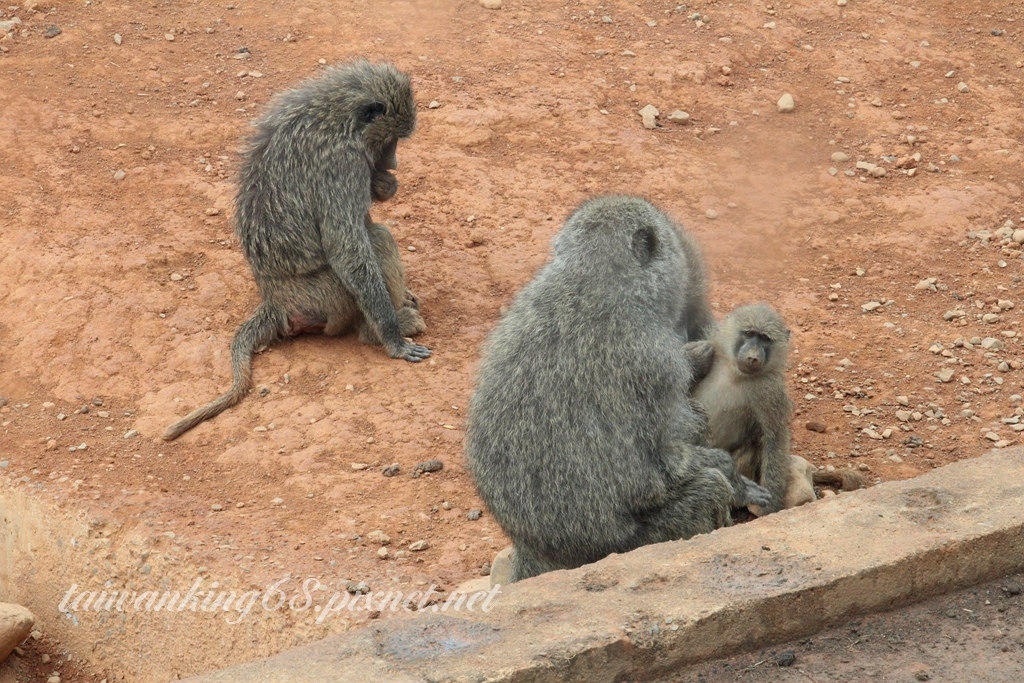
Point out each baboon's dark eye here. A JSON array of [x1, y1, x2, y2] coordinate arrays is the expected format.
[[361, 101, 387, 124]]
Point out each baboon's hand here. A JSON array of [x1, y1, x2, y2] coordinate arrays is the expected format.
[[684, 340, 715, 387], [371, 170, 399, 202], [403, 289, 420, 311], [733, 476, 771, 509], [388, 339, 432, 362]]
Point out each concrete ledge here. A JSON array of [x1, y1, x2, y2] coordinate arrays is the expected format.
[[187, 448, 1024, 683]]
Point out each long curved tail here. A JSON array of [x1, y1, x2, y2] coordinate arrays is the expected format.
[[812, 469, 868, 491], [163, 304, 283, 440]]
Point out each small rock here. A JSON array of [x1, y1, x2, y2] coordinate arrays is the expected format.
[[165, 32, 175, 41], [271, 497, 284, 505], [639, 104, 660, 129], [377, 547, 389, 559], [888, 454, 904, 464], [667, 110, 690, 123], [915, 671, 932, 682], [935, 369, 955, 383], [705, 209, 719, 220], [43, 25, 62, 38], [775, 650, 796, 667], [805, 421, 827, 433], [113, 33, 122, 45], [981, 337, 1003, 350], [777, 93, 795, 113], [113, 170, 127, 181], [479, 0, 502, 7], [123, 429, 139, 439], [382, 463, 401, 477], [957, 82, 970, 93], [368, 530, 391, 546], [408, 540, 429, 552], [467, 509, 482, 520], [351, 462, 370, 471], [490, 547, 514, 586], [346, 580, 369, 594], [413, 459, 444, 476], [0, 603, 36, 662], [895, 410, 913, 422], [861, 301, 882, 312], [982, 313, 1000, 324], [1003, 583, 1022, 597], [0, 18, 23, 33], [211, 504, 224, 511], [428, 100, 441, 109], [831, 152, 850, 163], [896, 396, 910, 406]]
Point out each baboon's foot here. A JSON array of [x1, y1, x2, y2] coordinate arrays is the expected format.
[[398, 306, 426, 337]]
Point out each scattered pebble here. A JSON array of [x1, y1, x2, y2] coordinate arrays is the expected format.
[[957, 82, 970, 93], [777, 93, 795, 113], [428, 100, 441, 109], [861, 301, 882, 312], [351, 462, 370, 471], [667, 110, 690, 123], [377, 547, 389, 559], [467, 509, 482, 520], [775, 650, 796, 667], [43, 25, 62, 39], [639, 104, 659, 129], [165, 33, 175, 41], [413, 459, 444, 476], [805, 421, 827, 433], [382, 463, 401, 477], [113, 33, 122, 45], [123, 429, 139, 439], [479, 0, 502, 8], [705, 209, 719, 220], [935, 369, 955, 383], [368, 530, 391, 545], [830, 152, 850, 163], [408, 540, 429, 552], [113, 170, 126, 181], [211, 504, 223, 512]]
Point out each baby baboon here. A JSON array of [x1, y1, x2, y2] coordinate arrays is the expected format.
[[163, 60, 427, 441], [691, 303, 793, 516], [466, 196, 770, 583]]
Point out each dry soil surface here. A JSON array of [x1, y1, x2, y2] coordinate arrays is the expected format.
[[1, 0, 1023, 680], [666, 572, 1024, 683]]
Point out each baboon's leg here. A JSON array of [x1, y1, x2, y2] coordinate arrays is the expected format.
[[358, 221, 425, 343], [632, 469, 734, 546]]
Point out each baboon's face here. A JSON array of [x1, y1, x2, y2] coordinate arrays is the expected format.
[[733, 330, 773, 375]]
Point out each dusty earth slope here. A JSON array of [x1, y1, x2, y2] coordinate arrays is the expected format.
[[1, 0, 1022, 680]]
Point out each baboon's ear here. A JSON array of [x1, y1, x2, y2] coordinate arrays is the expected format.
[[360, 101, 387, 125], [631, 227, 658, 266]]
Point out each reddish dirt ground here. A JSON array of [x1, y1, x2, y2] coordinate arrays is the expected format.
[[1, 0, 1022, 679]]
